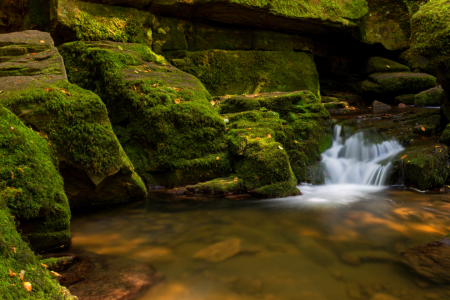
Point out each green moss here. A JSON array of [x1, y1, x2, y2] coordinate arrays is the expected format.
[[362, 72, 436, 97], [395, 94, 416, 105], [365, 57, 410, 74], [390, 144, 449, 190], [440, 123, 450, 145], [59, 41, 230, 187], [0, 200, 75, 300], [166, 50, 320, 97], [55, 0, 154, 44], [414, 86, 443, 107], [0, 106, 70, 252], [187, 175, 245, 195], [152, 16, 188, 53], [321, 96, 339, 103]]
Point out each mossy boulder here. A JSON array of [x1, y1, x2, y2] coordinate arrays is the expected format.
[[149, 0, 368, 35], [440, 123, 450, 145], [323, 102, 349, 110], [59, 41, 230, 188], [394, 94, 416, 105], [0, 106, 70, 252], [414, 86, 443, 107], [355, 0, 418, 50], [390, 144, 449, 191], [0, 200, 76, 299], [364, 57, 410, 75], [0, 30, 146, 207], [362, 72, 436, 100], [166, 50, 320, 97], [185, 175, 245, 195], [410, 0, 450, 119], [51, 0, 154, 44]]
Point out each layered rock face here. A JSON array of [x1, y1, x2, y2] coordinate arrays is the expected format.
[[0, 31, 147, 207]]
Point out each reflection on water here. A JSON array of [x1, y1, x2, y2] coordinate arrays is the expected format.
[[70, 190, 450, 300]]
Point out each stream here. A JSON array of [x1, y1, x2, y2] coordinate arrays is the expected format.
[[70, 119, 450, 300]]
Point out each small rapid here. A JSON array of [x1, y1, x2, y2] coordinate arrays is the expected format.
[[321, 125, 404, 186]]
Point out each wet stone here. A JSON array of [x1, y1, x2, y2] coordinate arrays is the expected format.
[[193, 238, 242, 263]]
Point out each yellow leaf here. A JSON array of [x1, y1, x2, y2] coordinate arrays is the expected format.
[[10, 127, 14, 133], [174, 99, 180, 104], [22, 282, 32, 292], [39, 40, 45, 44], [386, 65, 390, 68], [18, 168, 24, 173], [421, 127, 425, 131], [74, 68, 78, 72], [41, 263, 48, 269], [256, 137, 261, 140], [216, 157, 220, 160], [210, 101, 216, 106], [152, 84, 157, 87], [435, 145, 441, 148], [268, 134, 272, 138], [247, 128, 251, 130], [9, 269, 17, 277], [44, 88, 53, 92], [11, 247, 16, 253], [19, 270, 25, 281], [134, 70, 139, 74], [50, 271, 61, 277], [401, 155, 407, 160], [60, 89, 71, 96], [11, 172, 13, 180]]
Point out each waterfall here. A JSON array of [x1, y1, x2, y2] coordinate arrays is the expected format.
[[321, 125, 404, 186]]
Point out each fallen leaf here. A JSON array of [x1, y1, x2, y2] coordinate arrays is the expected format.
[[118, 45, 123, 50], [39, 40, 45, 44], [268, 134, 272, 138], [133, 85, 136, 90], [401, 155, 407, 160], [22, 282, 32, 292], [247, 128, 251, 130], [74, 68, 78, 72], [256, 137, 261, 140], [174, 99, 180, 104], [19, 270, 25, 281], [421, 127, 426, 131], [32, 53, 36, 55], [48, 143, 52, 146], [108, 29, 114, 34], [11, 172, 14, 180], [44, 88, 53, 92], [278, 145, 283, 150], [0, 90, 3, 94], [134, 70, 139, 74], [48, 76, 52, 79], [10, 127, 14, 133], [234, 177, 238, 181], [18, 168, 24, 173], [152, 84, 157, 87], [60, 89, 71, 96], [18, 79, 22, 82], [216, 157, 220, 160], [210, 100, 216, 106], [50, 271, 61, 277], [41, 263, 48, 269], [386, 65, 390, 68], [9, 269, 17, 277]]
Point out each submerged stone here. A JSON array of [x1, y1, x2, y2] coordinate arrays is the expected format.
[[193, 238, 241, 263]]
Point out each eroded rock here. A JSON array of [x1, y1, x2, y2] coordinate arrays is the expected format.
[[193, 238, 242, 263]]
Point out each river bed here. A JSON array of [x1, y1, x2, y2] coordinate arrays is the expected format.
[[70, 188, 450, 300]]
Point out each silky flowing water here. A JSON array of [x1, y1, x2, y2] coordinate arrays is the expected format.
[[70, 124, 450, 300]]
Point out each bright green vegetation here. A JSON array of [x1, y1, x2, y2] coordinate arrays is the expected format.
[[364, 57, 410, 74], [59, 41, 230, 188], [165, 50, 320, 97], [2, 81, 145, 193], [390, 144, 449, 190], [54, 0, 154, 44], [0, 106, 70, 252], [0, 199, 75, 300], [187, 175, 245, 195], [219, 91, 331, 193], [414, 86, 443, 107]]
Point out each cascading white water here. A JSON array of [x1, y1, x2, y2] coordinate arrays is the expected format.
[[321, 125, 404, 186]]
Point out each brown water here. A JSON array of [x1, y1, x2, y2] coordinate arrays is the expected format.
[[70, 189, 450, 300]]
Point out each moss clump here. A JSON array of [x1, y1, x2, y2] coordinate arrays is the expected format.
[[59, 41, 230, 187], [414, 86, 443, 107], [165, 50, 320, 97], [186, 175, 245, 195], [390, 144, 449, 190], [0, 106, 70, 252], [440, 123, 450, 145], [364, 57, 410, 74], [395, 94, 416, 105], [54, 0, 154, 44], [0, 200, 76, 299]]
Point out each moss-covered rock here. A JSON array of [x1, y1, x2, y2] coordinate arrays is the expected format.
[[390, 144, 449, 190], [0, 30, 146, 207], [166, 50, 320, 97], [323, 102, 349, 110], [362, 72, 436, 100], [185, 175, 245, 195], [355, 0, 419, 50], [414, 86, 443, 107], [0, 199, 76, 299], [394, 94, 416, 105], [59, 41, 230, 188], [0, 106, 70, 252], [149, 0, 368, 35], [51, 0, 154, 44], [410, 0, 450, 119], [441, 123, 450, 145], [364, 57, 410, 75]]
